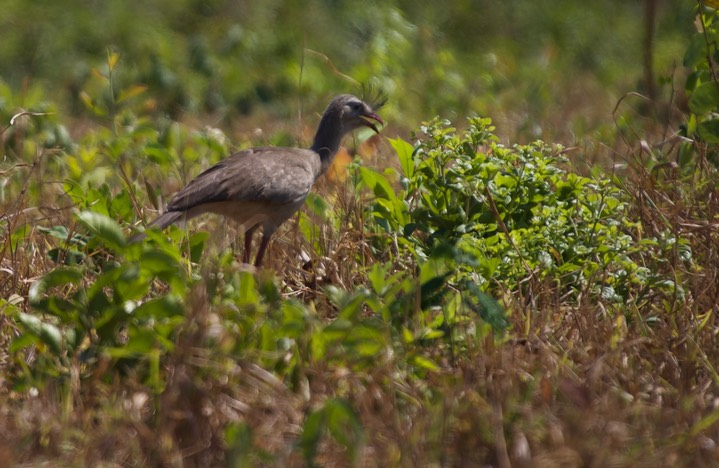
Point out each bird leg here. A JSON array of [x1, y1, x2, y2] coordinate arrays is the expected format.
[[254, 234, 271, 268], [242, 225, 258, 264]]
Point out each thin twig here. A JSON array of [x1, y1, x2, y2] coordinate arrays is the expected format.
[[303, 49, 360, 86]]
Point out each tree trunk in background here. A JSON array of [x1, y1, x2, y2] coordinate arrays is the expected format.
[[644, 0, 658, 101]]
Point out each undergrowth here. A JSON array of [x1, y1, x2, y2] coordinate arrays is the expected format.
[[2, 105, 717, 465]]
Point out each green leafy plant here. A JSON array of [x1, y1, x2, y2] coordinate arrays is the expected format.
[[10, 211, 196, 391], [361, 117, 681, 314], [682, 2, 719, 165], [299, 398, 364, 466]]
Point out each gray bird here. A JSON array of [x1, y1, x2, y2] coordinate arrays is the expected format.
[[134, 94, 385, 267]]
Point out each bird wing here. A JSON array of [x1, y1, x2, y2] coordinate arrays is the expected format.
[[165, 147, 321, 212]]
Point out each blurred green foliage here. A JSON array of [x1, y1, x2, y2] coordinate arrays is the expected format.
[[682, 3, 719, 165], [0, 0, 694, 138]]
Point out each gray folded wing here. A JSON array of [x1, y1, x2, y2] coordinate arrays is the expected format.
[[150, 147, 322, 230]]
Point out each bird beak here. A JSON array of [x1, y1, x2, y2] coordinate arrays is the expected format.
[[360, 112, 385, 134]]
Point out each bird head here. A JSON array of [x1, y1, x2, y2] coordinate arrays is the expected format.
[[334, 94, 385, 134]]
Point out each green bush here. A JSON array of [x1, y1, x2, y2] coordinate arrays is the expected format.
[[361, 117, 683, 311]]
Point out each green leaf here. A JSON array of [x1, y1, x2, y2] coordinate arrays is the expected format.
[[305, 191, 331, 219], [126, 329, 161, 354], [689, 81, 719, 115], [299, 405, 327, 464], [134, 295, 185, 320], [420, 273, 451, 309], [683, 33, 708, 69], [689, 408, 719, 437], [466, 286, 508, 331], [389, 136, 416, 179], [76, 210, 127, 249], [140, 249, 182, 275], [324, 285, 349, 308], [10, 224, 30, 251], [494, 173, 518, 189], [225, 422, 254, 466], [698, 118, 719, 143], [367, 262, 392, 295], [28, 267, 83, 302], [9, 333, 38, 353], [36, 225, 70, 241], [109, 190, 135, 221], [359, 166, 395, 200], [324, 399, 364, 459], [237, 271, 259, 306], [346, 323, 386, 357], [105, 329, 156, 357], [31, 296, 79, 323], [412, 354, 440, 371], [47, 248, 86, 265], [189, 231, 209, 263], [299, 399, 363, 465], [16, 312, 64, 354], [116, 84, 147, 103], [278, 300, 311, 337]]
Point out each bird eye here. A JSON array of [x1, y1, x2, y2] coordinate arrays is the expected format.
[[349, 102, 362, 112]]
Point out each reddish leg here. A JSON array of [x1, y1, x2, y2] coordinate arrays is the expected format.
[[243, 226, 258, 264], [254, 234, 271, 267]]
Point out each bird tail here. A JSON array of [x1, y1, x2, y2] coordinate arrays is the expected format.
[[128, 211, 185, 243]]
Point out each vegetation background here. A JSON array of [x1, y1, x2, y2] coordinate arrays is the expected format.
[[2, 0, 718, 466]]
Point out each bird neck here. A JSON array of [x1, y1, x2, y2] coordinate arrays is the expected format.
[[310, 112, 345, 175]]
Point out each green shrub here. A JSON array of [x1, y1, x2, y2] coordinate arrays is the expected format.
[[682, 3, 719, 166], [361, 117, 682, 311]]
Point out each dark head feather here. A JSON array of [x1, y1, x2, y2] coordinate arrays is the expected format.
[[359, 83, 388, 113]]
